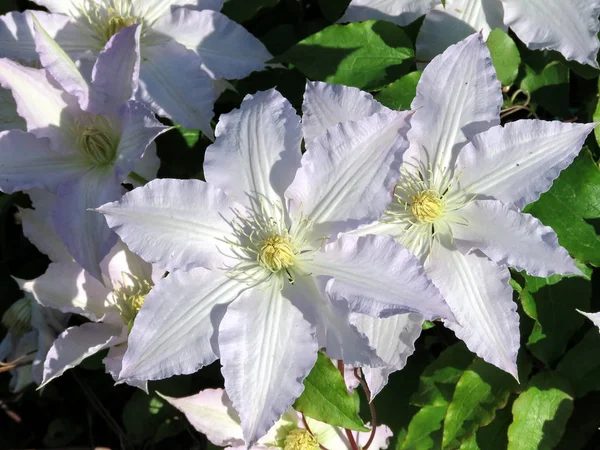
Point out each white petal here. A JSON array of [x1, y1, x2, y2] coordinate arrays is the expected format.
[[416, 0, 506, 65], [407, 32, 502, 190], [103, 344, 147, 390], [355, 424, 393, 450], [302, 81, 388, 142], [204, 89, 301, 209], [501, 0, 600, 68], [219, 282, 318, 446], [138, 41, 214, 136], [151, 8, 272, 80], [160, 388, 245, 447], [425, 240, 520, 378], [455, 120, 596, 210], [579, 311, 600, 332], [351, 312, 423, 398], [0, 87, 25, 132], [33, 0, 79, 14], [98, 178, 239, 272], [42, 322, 127, 386], [453, 200, 579, 277], [128, 141, 159, 186], [103, 241, 154, 291], [308, 234, 453, 321], [136, 0, 225, 23], [120, 268, 246, 382], [340, 0, 437, 26], [286, 111, 411, 238]]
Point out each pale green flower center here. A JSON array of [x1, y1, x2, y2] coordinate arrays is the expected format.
[[76, 1, 142, 46], [1, 297, 32, 337], [113, 273, 152, 331], [410, 189, 444, 223], [74, 115, 119, 166], [103, 12, 138, 42], [259, 234, 296, 273], [284, 429, 319, 450]]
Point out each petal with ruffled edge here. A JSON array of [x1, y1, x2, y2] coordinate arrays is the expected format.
[[307, 234, 452, 321], [120, 268, 247, 382], [98, 179, 240, 273], [219, 281, 318, 446], [150, 8, 272, 80], [52, 167, 121, 281], [425, 238, 519, 378], [579, 311, 600, 332], [302, 81, 389, 143], [41, 322, 127, 386], [204, 89, 301, 210], [501, 0, 600, 68], [454, 120, 596, 210], [286, 111, 410, 238], [406, 32, 502, 191], [138, 40, 214, 137], [452, 200, 580, 277], [103, 344, 147, 390], [416, 0, 506, 66], [339, 0, 437, 26], [351, 312, 423, 398]]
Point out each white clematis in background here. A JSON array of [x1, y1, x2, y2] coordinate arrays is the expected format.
[[161, 388, 392, 450], [17, 189, 162, 389], [579, 310, 600, 332], [0, 22, 168, 280], [339, 0, 600, 68], [0, 0, 272, 136], [98, 88, 452, 445], [302, 33, 595, 385]]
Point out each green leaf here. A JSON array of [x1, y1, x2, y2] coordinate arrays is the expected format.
[[471, 401, 514, 450], [557, 329, 600, 398], [524, 149, 600, 267], [400, 406, 447, 450], [486, 28, 521, 86], [593, 77, 600, 147], [507, 372, 574, 450], [293, 352, 368, 431], [318, 0, 350, 22], [443, 358, 518, 449], [123, 391, 183, 444], [222, 0, 279, 22], [280, 21, 414, 90], [375, 71, 422, 110], [175, 124, 201, 148]]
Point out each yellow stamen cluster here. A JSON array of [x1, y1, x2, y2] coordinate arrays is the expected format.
[[259, 234, 296, 273], [73, 115, 119, 166], [103, 11, 138, 42], [284, 429, 319, 450], [1, 297, 32, 337], [113, 274, 153, 331], [76, 1, 143, 46], [410, 190, 443, 223]]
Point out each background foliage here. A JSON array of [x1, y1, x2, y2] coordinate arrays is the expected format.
[[1, 0, 599, 449]]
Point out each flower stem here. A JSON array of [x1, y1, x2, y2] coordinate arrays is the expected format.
[[128, 171, 150, 186], [354, 368, 378, 450], [337, 360, 360, 450]]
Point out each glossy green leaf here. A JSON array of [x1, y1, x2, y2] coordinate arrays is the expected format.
[[486, 28, 520, 86], [280, 21, 414, 90], [123, 391, 183, 444], [293, 352, 368, 432], [175, 124, 201, 148], [557, 329, 600, 398], [507, 372, 574, 450], [375, 71, 422, 110], [400, 406, 447, 450], [470, 401, 514, 450], [593, 77, 600, 147]]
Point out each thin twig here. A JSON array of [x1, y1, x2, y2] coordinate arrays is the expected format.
[[337, 361, 359, 450], [354, 369, 378, 450], [0, 398, 22, 423]]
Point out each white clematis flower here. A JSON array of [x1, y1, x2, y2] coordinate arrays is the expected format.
[[161, 388, 392, 450], [98, 88, 452, 445], [302, 33, 595, 384], [579, 310, 600, 332], [0, 0, 272, 136], [339, 0, 600, 68], [0, 22, 168, 281], [17, 189, 162, 390]]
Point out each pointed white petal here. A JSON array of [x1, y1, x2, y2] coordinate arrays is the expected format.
[[42, 322, 127, 386], [286, 111, 411, 238], [416, 0, 506, 65], [160, 388, 245, 447], [355, 424, 393, 450], [425, 240, 520, 378], [407, 32, 502, 188], [308, 234, 453, 321], [205, 89, 301, 208], [103, 242, 154, 291], [455, 120, 596, 210], [103, 344, 147, 390], [219, 282, 318, 446], [151, 9, 272, 80], [120, 268, 246, 382], [501, 0, 600, 68], [98, 178, 239, 272], [351, 312, 423, 398], [32, 0, 79, 14], [340, 0, 437, 26], [578, 310, 600, 332], [302, 81, 388, 142], [453, 200, 580, 277], [138, 41, 214, 137]]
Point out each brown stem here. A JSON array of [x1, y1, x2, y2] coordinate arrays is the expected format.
[[337, 360, 360, 450], [353, 368, 378, 450]]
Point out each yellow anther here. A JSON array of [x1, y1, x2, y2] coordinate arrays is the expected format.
[[74, 115, 118, 166], [284, 429, 319, 450], [113, 274, 152, 331], [410, 190, 444, 223], [259, 234, 296, 272], [1, 298, 32, 337], [103, 11, 137, 41]]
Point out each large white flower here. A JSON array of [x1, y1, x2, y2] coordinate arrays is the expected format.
[[0, 0, 272, 136], [161, 388, 392, 450], [98, 88, 452, 445], [0, 22, 168, 280], [301, 33, 595, 384], [339, 0, 600, 68]]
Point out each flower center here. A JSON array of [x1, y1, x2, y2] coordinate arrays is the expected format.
[[74, 115, 119, 166], [284, 429, 319, 450], [410, 190, 443, 223], [113, 273, 152, 331], [1, 297, 32, 337], [75, 1, 142, 46], [259, 234, 296, 273], [103, 11, 138, 41]]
